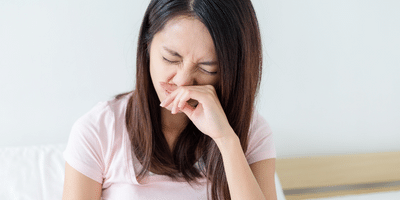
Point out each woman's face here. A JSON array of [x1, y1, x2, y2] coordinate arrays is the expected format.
[[149, 16, 220, 104]]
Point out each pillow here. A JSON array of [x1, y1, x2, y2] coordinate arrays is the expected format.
[[0, 144, 66, 200]]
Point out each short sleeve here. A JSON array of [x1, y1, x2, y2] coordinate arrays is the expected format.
[[245, 110, 276, 165], [63, 101, 114, 184]]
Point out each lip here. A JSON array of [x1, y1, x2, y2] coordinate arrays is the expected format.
[[164, 89, 171, 96], [160, 82, 176, 94]]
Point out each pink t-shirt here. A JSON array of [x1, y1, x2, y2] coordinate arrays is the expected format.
[[63, 93, 276, 200]]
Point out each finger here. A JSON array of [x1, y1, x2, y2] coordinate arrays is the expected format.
[[180, 86, 212, 108], [162, 85, 215, 110], [172, 89, 185, 114], [161, 86, 194, 109], [160, 88, 179, 108], [177, 90, 191, 109]]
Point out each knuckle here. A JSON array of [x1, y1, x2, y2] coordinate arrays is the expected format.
[[206, 85, 215, 93]]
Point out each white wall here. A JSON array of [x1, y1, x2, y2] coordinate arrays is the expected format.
[[255, 0, 400, 157], [1, 0, 399, 157], [0, 0, 148, 146]]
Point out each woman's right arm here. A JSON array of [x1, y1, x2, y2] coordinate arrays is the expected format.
[[62, 162, 102, 200]]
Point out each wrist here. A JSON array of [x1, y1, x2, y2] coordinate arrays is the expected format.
[[213, 128, 239, 150]]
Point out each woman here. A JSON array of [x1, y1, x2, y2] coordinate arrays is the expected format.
[[63, 0, 276, 199]]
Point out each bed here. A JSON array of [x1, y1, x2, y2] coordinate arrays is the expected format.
[[2, 144, 399, 200], [0, 143, 286, 200], [276, 152, 400, 200]]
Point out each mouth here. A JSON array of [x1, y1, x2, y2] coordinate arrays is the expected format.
[[164, 89, 171, 96], [161, 82, 175, 95]]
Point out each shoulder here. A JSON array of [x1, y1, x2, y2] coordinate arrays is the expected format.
[[107, 92, 133, 119], [63, 92, 133, 182], [248, 110, 272, 136], [73, 92, 132, 132], [71, 101, 113, 138], [245, 109, 276, 164], [69, 92, 133, 151]]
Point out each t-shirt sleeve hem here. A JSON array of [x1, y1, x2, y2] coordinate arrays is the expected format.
[[63, 151, 104, 184], [247, 154, 276, 165]]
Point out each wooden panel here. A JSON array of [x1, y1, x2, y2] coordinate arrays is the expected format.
[[284, 185, 400, 200], [276, 152, 400, 189]]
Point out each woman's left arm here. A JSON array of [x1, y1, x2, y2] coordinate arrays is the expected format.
[[214, 133, 277, 200], [250, 158, 277, 200]]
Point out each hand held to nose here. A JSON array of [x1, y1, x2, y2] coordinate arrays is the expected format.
[[159, 83, 234, 140], [160, 82, 198, 109]]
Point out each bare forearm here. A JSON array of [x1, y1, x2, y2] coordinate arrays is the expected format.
[[214, 131, 266, 200]]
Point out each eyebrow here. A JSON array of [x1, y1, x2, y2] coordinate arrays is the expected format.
[[162, 46, 218, 66]]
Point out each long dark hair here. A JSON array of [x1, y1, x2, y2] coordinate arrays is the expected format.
[[116, 0, 262, 199]]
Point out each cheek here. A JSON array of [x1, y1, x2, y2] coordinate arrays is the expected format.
[[197, 75, 220, 87], [150, 62, 174, 83], [149, 60, 174, 99], [150, 56, 165, 81], [211, 75, 220, 86]]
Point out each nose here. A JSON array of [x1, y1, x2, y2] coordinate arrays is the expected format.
[[171, 65, 196, 86]]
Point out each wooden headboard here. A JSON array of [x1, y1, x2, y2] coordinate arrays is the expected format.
[[276, 152, 400, 199]]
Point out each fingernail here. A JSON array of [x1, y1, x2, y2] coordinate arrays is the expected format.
[[172, 106, 177, 114]]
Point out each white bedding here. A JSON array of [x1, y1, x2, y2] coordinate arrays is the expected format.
[[0, 143, 286, 200], [0, 144, 66, 200]]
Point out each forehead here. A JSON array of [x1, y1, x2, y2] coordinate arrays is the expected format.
[[152, 16, 216, 60]]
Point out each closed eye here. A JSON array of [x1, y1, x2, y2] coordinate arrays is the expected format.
[[163, 57, 217, 75], [200, 68, 217, 75], [163, 57, 180, 64]]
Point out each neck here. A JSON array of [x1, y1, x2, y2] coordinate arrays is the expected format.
[[160, 107, 189, 150]]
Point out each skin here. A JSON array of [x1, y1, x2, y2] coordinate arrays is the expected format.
[[63, 162, 102, 200], [63, 15, 277, 200]]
